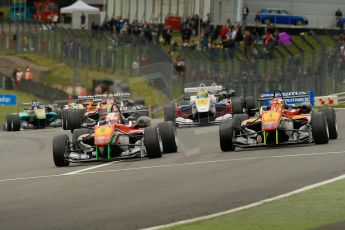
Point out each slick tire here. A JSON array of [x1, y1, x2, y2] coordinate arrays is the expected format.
[[245, 96, 255, 116], [53, 134, 70, 167], [62, 110, 68, 130], [311, 111, 329, 145], [6, 114, 21, 132], [144, 126, 163, 159], [231, 97, 244, 115], [319, 107, 337, 139], [158, 121, 178, 153], [67, 110, 82, 132], [219, 119, 235, 151], [164, 103, 176, 122]]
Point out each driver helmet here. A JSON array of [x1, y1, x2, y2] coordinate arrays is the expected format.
[[106, 112, 121, 124], [32, 101, 40, 109], [69, 103, 77, 108], [197, 90, 208, 98], [270, 98, 284, 107]]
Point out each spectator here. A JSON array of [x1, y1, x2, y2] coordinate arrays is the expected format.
[[143, 23, 153, 42], [335, 8, 342, 27], [12, 67, 18, 86], [163, 25, 173, 45], [15, 68, 23, 88], [174, 55, 186, 79], [210, 25, 220, 46], [201, 28, 210, 50], [242, 4, 249, 24], [81, 13, 86, 30], [24, 66, 33, 80], [53, 13, 59, 26], [23, 35, 29, 51], [181, 25, 192, 43], [243, 30, 254, 60]]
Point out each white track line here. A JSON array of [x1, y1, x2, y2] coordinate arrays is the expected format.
[[142, 173, 345, 230], [63, 161, 117, 175], [0, 150, 345, 183], [78, 150, 345, 176]]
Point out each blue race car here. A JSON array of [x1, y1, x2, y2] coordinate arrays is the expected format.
[[255, 8, 308, 25], [5, 101, 60, 131]]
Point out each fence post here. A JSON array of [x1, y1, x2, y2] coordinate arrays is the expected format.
[[310, 30, 327, 95]]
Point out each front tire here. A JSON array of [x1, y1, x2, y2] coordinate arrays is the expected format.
[[6, 114, 21, 131], [319, 107, 337, 139], [219, 119, 235, 151], [53, 134, 70, 167], [158, 121, 178, 153], [144, 126, 163, 159], [311, 112, 329, 145]]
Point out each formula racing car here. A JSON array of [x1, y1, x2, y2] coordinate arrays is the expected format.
[[164, 83, 255, 127], [53, 104, 177, 167], [219, 90, 337, 151], [5, 101, 60, 131]]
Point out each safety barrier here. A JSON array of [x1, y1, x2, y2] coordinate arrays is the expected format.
[[315, 95, 339, 107], [328, 92, 345, 105]]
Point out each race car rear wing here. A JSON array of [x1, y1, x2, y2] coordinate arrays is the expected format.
[[259, 91, 314, 106], [77, 92, 131, 100], [184, 85, 223, 93], [53, 93, 131, 105]]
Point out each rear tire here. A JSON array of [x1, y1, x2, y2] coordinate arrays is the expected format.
[[62, 110, 68, 130], [319, 107, 337, 140], [164, 103, 176, 122], [67, 110, 82, 132], [311, 112, 329, 144], [158, 121, 178, 153], [231, 97, 244, 114], [144, 126, 163, 159], [245, 96, 255, 116], [53, 134, 70, 167], [219, 119, 235, 151]]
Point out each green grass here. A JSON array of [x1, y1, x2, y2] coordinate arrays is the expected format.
[[0, 89, 40, 123], [0, 51, 170, 114], [164, 178, 345, 230]]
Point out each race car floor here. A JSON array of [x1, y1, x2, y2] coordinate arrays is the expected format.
[[0, 111, 345, 230]]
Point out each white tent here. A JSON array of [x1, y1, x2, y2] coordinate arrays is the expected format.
[[60, 0, 100, 29]]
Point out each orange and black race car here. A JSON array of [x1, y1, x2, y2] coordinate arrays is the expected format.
[[59, 93, 149, 132], [52, 104, 177, 167], [219, 90, 337, 151]]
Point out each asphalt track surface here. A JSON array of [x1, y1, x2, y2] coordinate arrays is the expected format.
[[1, 111, 345, 230]]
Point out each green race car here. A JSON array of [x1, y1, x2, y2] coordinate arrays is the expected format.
[[5, 101, 61, 131]]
